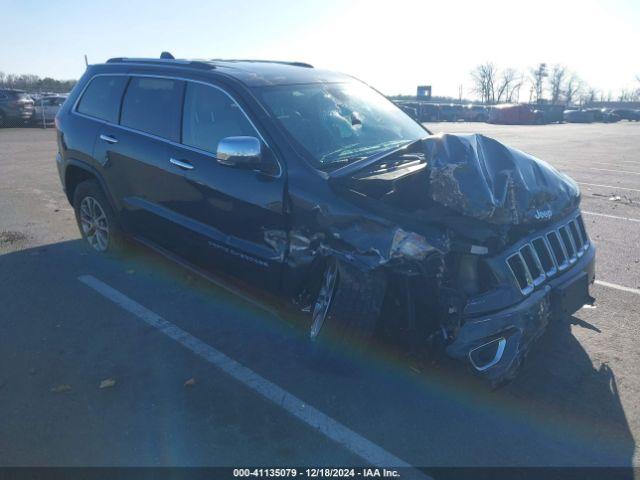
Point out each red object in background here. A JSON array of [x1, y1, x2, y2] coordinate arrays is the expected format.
[[488, 104, 537, 125]]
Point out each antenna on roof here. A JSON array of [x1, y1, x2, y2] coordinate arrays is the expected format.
[[160, 51, 175, 60], [84, 54, 88, 68]]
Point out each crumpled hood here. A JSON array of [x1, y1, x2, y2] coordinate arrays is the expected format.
[[423, 133, 580, 225]]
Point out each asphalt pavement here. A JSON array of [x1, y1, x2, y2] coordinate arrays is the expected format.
[[0, 124, 638, 472]]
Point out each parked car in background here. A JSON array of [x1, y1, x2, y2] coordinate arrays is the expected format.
[[584, 108, 620, 123], [32, 95, 67, 126], [460, 105, 488, 122], [438, 104, 463, 122], [611, 108, 640, 121], [0, 89, 35, 127], [532, 104, 564, 124], [563, 109, 595, 123], [488, 104, 537, 125], [396, 102, 419, 120], [417, 103, 440, 122]]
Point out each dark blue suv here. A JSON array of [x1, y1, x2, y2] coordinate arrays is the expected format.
[[55, 54, 595, 386]]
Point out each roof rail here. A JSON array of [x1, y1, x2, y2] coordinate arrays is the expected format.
[[105, 57, 216, 70], [210, 59, 314, 69]]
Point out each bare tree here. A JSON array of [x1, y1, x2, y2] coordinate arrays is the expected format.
[[578, 88, 594, 106], [507, 73, 524, 103], [530, 63, 548, 104], [564, 75, 582, 106], [549, 65, 566, 105], [619, 88, 640, 102], [470, 63, 497, 104], [585, 87, 598, 105], [495, 68, 519, 103]]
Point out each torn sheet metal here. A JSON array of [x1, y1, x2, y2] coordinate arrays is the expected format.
[[423, 134, 580, 225]]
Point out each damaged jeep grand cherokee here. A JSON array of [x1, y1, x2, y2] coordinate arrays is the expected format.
[[55, 55, 595, 386]]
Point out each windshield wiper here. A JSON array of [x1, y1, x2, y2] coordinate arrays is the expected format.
[[327, 138, 426, 178], [319, 140, 412, 170], [318, 143, 362, 164]]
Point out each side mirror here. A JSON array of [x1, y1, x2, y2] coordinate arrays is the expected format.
[[216, 136, 262, 169]]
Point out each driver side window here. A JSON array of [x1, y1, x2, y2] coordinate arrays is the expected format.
[[182, 83, 258, 154]]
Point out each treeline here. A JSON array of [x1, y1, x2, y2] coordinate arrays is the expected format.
[[470, 63, 640, 106], [0, 72, 76, 94]]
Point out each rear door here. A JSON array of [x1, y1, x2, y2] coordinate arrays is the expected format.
[[164, 81, 287, 290], [71, 74, 130, 196], [94, 76, 186, 246]]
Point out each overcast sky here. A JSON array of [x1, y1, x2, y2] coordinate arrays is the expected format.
[[2, 0, 639, 98]]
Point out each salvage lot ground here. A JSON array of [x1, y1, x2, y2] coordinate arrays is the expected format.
[[0, 123, 639, 471]]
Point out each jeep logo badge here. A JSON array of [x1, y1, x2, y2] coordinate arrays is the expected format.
[[534, 209, 552, 220]]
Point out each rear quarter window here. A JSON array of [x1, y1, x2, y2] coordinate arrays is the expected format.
[[120, 77, 184, 142], [76, 76, 128, 123]]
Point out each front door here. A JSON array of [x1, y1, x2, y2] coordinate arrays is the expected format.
[[164, 81, 287, 291]]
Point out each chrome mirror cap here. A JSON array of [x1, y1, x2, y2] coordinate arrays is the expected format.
[[216, 136, 262, 168]]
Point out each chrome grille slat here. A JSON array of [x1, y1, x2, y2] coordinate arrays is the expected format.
[[520, 244, 545, 286], [559, 226, 577, 263], [532, 236, 557, 276], [569, 220, 584, 255], [547, 230, 569, 270], [576, 215, 589, 249], [505, 215, 590, 295], [507, 252, 534, 295]]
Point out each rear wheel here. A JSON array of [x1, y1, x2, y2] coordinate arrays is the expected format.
[[309, 258, 387, 354], [73, 180, 125, 253], [0, 111, 5, 128]]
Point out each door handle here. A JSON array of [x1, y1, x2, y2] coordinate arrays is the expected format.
[[169, 158, 194, 170], [99, 134, 118, 144]]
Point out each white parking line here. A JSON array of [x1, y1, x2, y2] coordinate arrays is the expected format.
[[590, 167, 640, 175], [582, 211, 640, 223], [78, 275, 428, 475], [595, 280, 640, 296], [578, 182, 640, 194], [590, 161, 640, 168]]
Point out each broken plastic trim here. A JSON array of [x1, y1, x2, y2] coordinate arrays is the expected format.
[[389, 228, 434, 261]]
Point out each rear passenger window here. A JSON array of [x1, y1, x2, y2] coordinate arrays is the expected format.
[[182, 82, 257, 153], [121, 77, 184, 141], [76, 76, 128, 123]]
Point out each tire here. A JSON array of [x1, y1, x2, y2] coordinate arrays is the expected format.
[[73, 180, 126, 253], [309, 258, 387, 353], [0, 111, 5, 128]]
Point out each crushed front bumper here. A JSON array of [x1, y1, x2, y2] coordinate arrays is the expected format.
[[446, 242, 596, 386]]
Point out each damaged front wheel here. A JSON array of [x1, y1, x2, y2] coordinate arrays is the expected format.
[[309, 258, 387, 353]]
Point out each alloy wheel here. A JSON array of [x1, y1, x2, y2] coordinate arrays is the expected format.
[[309, 260, 338, 340], [79, 196, 109, 252]]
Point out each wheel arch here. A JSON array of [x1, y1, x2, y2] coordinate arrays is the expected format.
[[64, 160, 117, 211]]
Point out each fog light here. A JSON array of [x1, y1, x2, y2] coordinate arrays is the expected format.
[[468, 337, 506, 371]]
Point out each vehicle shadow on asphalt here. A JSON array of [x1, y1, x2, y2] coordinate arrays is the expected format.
[[0, 239, 636, 470], [502, 314, 635, 468]]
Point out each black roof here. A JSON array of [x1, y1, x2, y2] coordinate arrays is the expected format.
[[104, 56, 353, 87]]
